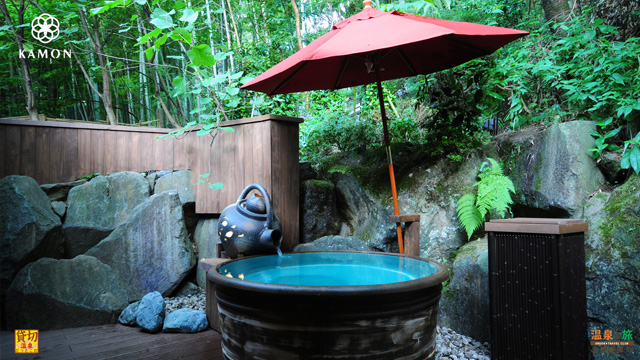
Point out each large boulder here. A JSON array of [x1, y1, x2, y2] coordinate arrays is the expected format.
[[584, 174, 640, 359], [40, 179, 86, 201], [5, 255, 128, 330], [293, 235, 371, 252], [299, 161, 318, 181], [0, 176, 63, 297], [438, 239, 490, 343], [299, 180, 341, 243], [493, 121, 604, 218], [63, 172, 150, 257], [330, 172, 396, 251], [194, 218, 220, 288], [86, 191, 196, 301], [397, 153, 484, 261], [154, 170, 194, 206]]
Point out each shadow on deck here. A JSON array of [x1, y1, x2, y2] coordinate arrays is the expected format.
[[0, 324, 223, 360]]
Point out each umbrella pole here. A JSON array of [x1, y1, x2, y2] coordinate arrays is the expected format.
[[375, 72, 404, 255]]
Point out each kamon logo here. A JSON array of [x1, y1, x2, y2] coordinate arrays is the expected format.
[[31, 13, 59, 43], [19, 13, 70, 59]]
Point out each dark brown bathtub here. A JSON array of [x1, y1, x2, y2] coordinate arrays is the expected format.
[[209, 251, 449, 359]]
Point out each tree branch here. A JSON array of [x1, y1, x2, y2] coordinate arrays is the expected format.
[[71, 46, 103, 100]]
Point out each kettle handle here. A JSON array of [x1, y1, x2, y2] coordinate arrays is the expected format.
[[238, 184, 275, 229]]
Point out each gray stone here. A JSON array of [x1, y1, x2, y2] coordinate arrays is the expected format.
[[300, 161, 318, 181], [330, 172, 396, 251], [494, 121, 604, 218], [293, 235, 371, 252], [118, 301, 140, 326], [51, 201, 66, 218], [63, 172, 150, 257], [136, 292, 165, 333], [163, 308, 208, 333], [145, 172, 158, 193], [0, 176, 63, 297], [86, 191, 196, 301], [194, 218, 221, 288], [154, 170, 194, 206], [299, 180, 341, 243], [175, 282, 201, 297], [438, 239, 490, 343], [584, 174, 640, 360], [40, 179, 87, 201], [6, 255, 128, 330]]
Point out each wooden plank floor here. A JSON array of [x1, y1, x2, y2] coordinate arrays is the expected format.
[[0, 324, 223, 360]]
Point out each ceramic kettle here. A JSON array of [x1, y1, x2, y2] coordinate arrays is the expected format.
[[218, 184, 283, 258]]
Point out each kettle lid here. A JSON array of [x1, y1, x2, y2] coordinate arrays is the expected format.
[[244, 194, 266, 214]]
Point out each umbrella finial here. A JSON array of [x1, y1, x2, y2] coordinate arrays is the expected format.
[[363, 0, 372, 8]]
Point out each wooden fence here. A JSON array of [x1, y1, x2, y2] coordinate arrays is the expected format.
[[0, 114, 303, 251]]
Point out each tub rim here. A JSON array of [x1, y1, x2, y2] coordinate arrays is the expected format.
[[208, 251, 449, 296]]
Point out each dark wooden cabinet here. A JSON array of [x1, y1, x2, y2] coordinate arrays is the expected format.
[[486, 218, 589, 360]]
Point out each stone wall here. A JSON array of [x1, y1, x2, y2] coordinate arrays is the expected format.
[[299, 121, 638, 358], [0, 170, 220, 330]]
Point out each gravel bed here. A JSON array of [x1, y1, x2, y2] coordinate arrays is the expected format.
[[436, 326, 491, 360], [164, 290, 206, 314], [164, 292, 491, 359]]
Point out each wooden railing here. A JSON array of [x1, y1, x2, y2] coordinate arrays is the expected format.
[[0, 114, 303, 250]]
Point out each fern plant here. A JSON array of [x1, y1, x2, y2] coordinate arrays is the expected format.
[[456, 158, 515, 240]]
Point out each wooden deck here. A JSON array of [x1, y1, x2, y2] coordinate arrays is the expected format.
[[0, 324, 223, 360]]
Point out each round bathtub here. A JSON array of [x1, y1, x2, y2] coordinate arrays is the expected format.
[[209, 251, 448, 360]]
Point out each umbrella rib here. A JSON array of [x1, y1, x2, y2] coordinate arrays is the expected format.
[[395, 48, 417, 76], [334, 56, 351, 89], [271, 61, 311, 95]]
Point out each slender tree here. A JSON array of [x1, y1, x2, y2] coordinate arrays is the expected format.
[[0, 0, 38, 121], [77, 7, 117, 125], [291, 0, 303, 50]]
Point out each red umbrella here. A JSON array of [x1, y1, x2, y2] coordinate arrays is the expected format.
[[242, 1, 528, 254]]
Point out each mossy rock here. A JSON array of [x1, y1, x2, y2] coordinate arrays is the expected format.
[[583, 174, 640, 357], [438, 238, 490, 343]]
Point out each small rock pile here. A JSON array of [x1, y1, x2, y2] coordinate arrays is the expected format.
[[119, 291, 208, 333]]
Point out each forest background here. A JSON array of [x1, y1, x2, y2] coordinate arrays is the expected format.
[[1, 0, 639, 173]]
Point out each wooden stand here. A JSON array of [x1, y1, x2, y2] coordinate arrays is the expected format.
[[389, 215, 421, 257], [199, 258, 231, 333]]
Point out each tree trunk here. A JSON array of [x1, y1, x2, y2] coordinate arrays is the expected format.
[[0, 0, 38, 121], [221, 0, 235, 72], [291, 0, 304, 50], [78, 8, 117, 125], [226, 0, 241, 48], [541, 0, 573, 22]]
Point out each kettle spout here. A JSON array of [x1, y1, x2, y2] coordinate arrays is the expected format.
[[260, 229, 283, 250]]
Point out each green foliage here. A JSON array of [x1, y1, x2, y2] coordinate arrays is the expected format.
[[380, 0, 451, 16], [621, 131, 640, 174], [484, 12, 640, 172], [456, 158, 515, 240], [76, 173, 100, 181], [588, 120, 621, 159]]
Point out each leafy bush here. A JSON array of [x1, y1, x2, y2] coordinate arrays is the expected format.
[[412, 60, 492, 160], [484, 12, 640, 172]]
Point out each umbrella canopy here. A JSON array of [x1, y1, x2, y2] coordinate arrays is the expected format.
[[241, 2, 528, 254], [241, 5, 528, 95]]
